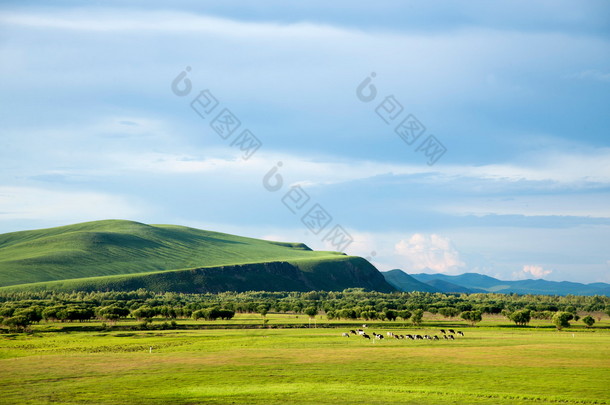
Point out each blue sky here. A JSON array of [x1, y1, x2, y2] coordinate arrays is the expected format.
[[1, 1, 609, 283]]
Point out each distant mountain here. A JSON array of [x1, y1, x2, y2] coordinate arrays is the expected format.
[[382, 269, 439, 293], [412, 272, 502, 290], [423, 279, 486, 294], [410, 272, 610, 296], [0, 220, 394, 293]]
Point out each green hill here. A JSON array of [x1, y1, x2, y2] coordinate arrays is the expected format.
[[0, 220, 393, 293]]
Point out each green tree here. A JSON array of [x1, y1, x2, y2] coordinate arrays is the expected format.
[[96, 306, 129, 323], [304, 306, 318, 319], [397, 310, 411, 321], [191, 309, 207, 321], [438, 307, 459, 318], [411, 309, 424, 326], [552, 311, 573, 330], [14, 307, 43, 324], [218, 309, 235, 320], [582, 315, 595, 328], [509, 309, 531, 326], [304, 306, 318, 327], [2, 315, 31, 332], [257, 304, 270, 318], [460, 310, 483, 326], [131, 306, 156, 321], [384, 309, 398, 321]]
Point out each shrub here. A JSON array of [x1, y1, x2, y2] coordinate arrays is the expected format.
[[509, 309, 531, 326], [552, 312, 573, 330]]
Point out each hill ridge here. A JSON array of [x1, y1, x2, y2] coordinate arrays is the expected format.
[[0, 220, 393, 293]]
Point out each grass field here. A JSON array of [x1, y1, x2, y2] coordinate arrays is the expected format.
[[1, 316, 609, 404]]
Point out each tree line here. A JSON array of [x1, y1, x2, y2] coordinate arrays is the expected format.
[[0, 288, 608, 332]]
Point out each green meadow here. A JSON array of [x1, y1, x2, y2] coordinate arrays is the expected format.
[[1, 316, 609, 404]]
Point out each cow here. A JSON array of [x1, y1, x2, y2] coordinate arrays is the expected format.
[[350, 330, 357, 335], [457, 331, 464, 336], [433, 335, 440, 340], [440, 329, 446, 334], [448, 329, 455, 334], [387, 332, 395, 337], [362, 333, 371, 339], [448, 335, 455, 340], [342, 333, 350, 337], [405, 334, 414, 340]]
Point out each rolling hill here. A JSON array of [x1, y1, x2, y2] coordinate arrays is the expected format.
[[381, 269, 439, 293], [0, 220, 394, 293]]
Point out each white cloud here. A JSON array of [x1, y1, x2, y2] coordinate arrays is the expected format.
[[0, 10, 354, 39], [394, 233, 465, 274], [512, 264, 553, 280], [0, 186, 144, 222], [112, 147, 610, 187]]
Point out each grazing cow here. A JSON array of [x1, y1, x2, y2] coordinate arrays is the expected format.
[[374, 334, 384, 340], [448, 335, 455, 340], [387, 332, 394, 337], [362, 324, 368, 328], [362, 333, 370, 339], [433, 335, 439, 340], [342, 333, 350, 337], [457, 331, 464, 336], [415, 335, 423, 340], [357, 329, 365, 335], [350, 330, 357, 335], [443, 335, 449, 340], [394, 335, 401, 339], [440, 329, 446, 334], [423, 335, 431, 340], [399, 335, 405, 339], [405, 334, 414, 340], [448, 329, 455, 334]]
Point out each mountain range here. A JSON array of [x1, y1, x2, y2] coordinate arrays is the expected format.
[[0, 220, 607, 296], [382, 269, 610, 296]]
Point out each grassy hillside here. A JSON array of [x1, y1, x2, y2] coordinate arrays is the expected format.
[[0, 220, 393, 293]]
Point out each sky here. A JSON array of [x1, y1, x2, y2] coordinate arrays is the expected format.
[[1, 1, 609, 283]]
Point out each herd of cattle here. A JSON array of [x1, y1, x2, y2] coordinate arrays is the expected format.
[[341, 327, 465, 341]]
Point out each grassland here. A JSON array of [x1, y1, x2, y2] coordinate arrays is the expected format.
[[1, 315, 609, 404]]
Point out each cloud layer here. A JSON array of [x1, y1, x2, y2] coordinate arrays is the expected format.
[[1, 3, 609, 282]]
